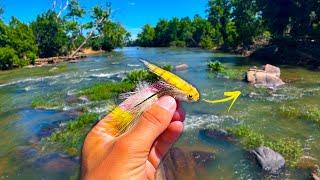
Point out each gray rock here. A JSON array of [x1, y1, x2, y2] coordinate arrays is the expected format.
[[250, 146, 285, 175], [78, 96, 89, 103]]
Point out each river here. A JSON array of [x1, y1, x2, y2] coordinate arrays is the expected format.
[[0, 47, 319, 179]]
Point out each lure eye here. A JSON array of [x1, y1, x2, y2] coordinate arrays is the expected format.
[[188, 95, 193, 99]]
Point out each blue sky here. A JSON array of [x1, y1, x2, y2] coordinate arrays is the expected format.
[[1, 0, 208, 39]]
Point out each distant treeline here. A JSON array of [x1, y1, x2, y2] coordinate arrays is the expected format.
[[134, 0, 320, 52], [0, 1, 130, 70]]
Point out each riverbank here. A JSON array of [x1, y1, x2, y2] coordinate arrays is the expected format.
[[251, 38, 320, 68], [33, 48, 105, 67]]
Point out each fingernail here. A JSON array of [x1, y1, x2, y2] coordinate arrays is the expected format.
[[156, 96, 176, 114]]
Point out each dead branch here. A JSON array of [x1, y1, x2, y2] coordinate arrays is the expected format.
[[57, 0, 69, 18], [70, 17, 106, 57]]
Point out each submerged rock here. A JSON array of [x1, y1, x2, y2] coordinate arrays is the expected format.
[[36, 153, 77, 172], [191, 151, 215, 166], [15, 146, 37, 159], [158, 148, 215, 180], [247, 64, 285, 88], [175, 64, 189, 71], [297, 156, 319, 169], [201, 129, 236, 142], [250, 146, 285, 175], [65, 95, 89, 104]]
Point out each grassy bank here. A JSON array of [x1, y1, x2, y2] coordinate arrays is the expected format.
[[227, 125, 303, 166]]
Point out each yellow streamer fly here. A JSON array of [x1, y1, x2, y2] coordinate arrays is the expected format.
[[102, 59, 200, 137], [140, 59, 200, 102]]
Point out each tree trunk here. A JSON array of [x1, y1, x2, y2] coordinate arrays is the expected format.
[[70, 17, 106, 57]]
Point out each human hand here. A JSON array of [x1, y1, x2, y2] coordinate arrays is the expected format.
[[81, 96, 185, 180]]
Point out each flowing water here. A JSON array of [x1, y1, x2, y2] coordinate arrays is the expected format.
[[0, 47, 320, 179]]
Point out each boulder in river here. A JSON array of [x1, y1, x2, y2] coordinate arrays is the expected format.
[[200, 129, 236, 142], [15, 146, 37, 159], [175, 64, 189, 71], [157, 147, 215, 180], [247, 64, 285, 88], [250, 146, 285, 175]]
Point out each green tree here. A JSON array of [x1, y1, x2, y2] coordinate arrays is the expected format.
[[167, 17, 180, 43], [192, 15, 219, 48], [154, 19, 170, 46], [64, 0, 86, 49], [136, 24, 155, 47], [179, 17, 195, 46], [70, 5, 111, 57], [0, 20, 7, 47], [257, 0, 293, 37], [233, 0, 264, 47], [0, 17, 37, 68], [5, 17, 38, 65], [100, 21, 130, 51], [31, 10, 68, 58], [0, 47, 19, 70], [207, 0, 234, 46]]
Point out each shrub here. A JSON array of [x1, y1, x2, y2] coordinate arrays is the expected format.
[[123, 65, 173, 84], [123, 70, 154, 84], [227, 125, 264, 149], [169, 40, 186, 47], [31, 10, 69, 58], [207, 60, 225, 72], [162, 64, 173, 71], [0, 47, 19, 70], [199, 35, 214, 49]]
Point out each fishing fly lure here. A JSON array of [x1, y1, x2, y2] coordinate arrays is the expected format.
[[102, 59, 200, 137]]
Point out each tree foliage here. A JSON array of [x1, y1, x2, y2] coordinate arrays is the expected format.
[[0, 17, 37, 69], [64, 0, 86, 49], [207, 0, 233, 46], [137, 24, 155, 47], [136, 15, 219, 49], [31, 10, 69, 58], [0, 47, 19, 70], [257, 0, 320, 39], [100, 21, 130, 51]]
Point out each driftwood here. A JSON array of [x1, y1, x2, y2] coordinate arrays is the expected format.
[[35, 55, 86, 65]]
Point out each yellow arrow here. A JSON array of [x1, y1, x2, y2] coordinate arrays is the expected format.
[[203, 91, 241, 112]]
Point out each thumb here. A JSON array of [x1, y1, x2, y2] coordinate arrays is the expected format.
[[118, 96, 176, 152]]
